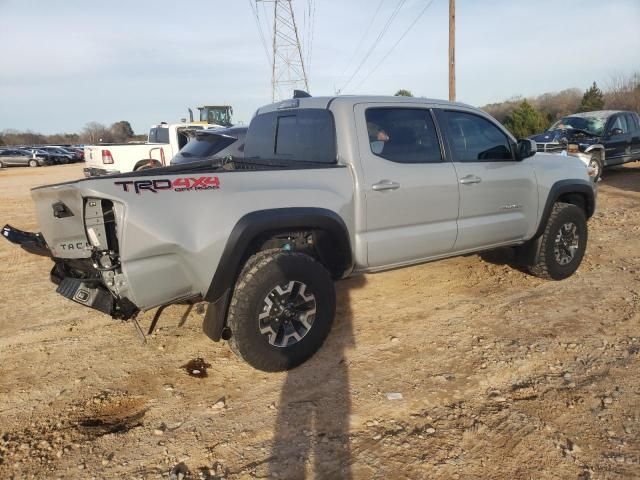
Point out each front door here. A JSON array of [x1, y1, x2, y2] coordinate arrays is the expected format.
[[355, 104, 460, 268], [435, 109, 538, 251]]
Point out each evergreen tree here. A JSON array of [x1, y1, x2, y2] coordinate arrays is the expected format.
[[578, 82, 605, 112], [503, 100, 548, 138], [394, 89, 413, 97]]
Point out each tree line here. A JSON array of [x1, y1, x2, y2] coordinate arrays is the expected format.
[[0, 120, 143, 146], [482, 73, 640, 138]]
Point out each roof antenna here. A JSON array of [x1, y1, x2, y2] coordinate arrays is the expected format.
[[293, 90, 311, 98]]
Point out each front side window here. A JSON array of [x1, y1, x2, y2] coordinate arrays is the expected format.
[[610, 115, 629, 134], [440, 110, 513, 162], [364, 108, 442, 163]]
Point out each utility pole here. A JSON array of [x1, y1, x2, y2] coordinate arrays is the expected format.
[[258, 0, 309, 102], [449, 0, 455, 102]]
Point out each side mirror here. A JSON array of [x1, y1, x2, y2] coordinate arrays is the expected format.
[[609, 127, 623, 136], [517, 139, 537, 160]]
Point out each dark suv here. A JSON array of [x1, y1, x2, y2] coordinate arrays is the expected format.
[[530, 110, 640, 180]]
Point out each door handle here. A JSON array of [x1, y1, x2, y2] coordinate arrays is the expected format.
[[459, 175, 481, 185], [372, 180, 400, 191]]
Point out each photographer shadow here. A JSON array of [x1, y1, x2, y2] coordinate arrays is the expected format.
[[269, 275, 366, 479]]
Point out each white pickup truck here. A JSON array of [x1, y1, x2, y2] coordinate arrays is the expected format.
[[83, 122, 216, 177]]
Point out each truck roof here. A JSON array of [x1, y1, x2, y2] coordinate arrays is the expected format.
[[255, 95, 476, 116], [565, 110, 629, 118]]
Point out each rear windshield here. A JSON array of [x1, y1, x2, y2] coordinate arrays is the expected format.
[[172, 131, 243, 165], [244, 108, 336, 163]]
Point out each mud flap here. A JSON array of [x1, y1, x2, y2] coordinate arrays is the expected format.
[[56, 277, 114, 315]]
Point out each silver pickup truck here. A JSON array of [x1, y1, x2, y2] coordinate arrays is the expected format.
[[3, 95, 596, 371]]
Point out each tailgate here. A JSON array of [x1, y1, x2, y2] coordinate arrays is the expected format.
[[31, 184, 91, 259], [84, 146, 105, 170]]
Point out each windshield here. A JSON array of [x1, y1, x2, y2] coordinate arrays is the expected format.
[[549, 115, 606, 135], [199, 108, 232, 127]]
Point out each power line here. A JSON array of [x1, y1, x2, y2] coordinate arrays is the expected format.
[[342, 0, 384, 74], [249, 0, 272, 68], [338, 0, 407, 94], [353, 0, 437, 92], [306, 0, 316, 78]]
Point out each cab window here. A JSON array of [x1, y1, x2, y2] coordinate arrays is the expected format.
[[364, 108, 442, 163], [440, 110, 513, 162]]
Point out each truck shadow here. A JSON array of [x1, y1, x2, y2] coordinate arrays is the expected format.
[[269, 275, 366, 479]]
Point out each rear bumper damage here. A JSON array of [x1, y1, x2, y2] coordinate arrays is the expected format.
[[2, 224, 51, 257], [3, 223, 139, 320]]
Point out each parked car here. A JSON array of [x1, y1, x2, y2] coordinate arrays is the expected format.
[[0, 148, 51, 167], [530, 110, 640, 181], [3, 94, 596, 371], [36, 146, 76, 164], [170, 126, 247, 165]]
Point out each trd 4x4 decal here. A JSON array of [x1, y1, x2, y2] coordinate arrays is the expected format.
[[114, 176, 220, 194]]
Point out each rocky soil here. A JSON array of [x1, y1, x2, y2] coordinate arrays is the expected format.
[[0, 163, 638, 479]]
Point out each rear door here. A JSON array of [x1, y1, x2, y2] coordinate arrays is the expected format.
[[1, 150, 25, 166], [355, 104, 459, 268], [625, 113, 640, 161], [435, 109, 538, 251], [603, 113, 632, 165]]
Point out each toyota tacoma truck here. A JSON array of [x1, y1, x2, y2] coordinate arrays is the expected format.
[[3, 95, 596, 372]]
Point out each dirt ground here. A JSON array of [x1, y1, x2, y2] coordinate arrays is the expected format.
[[0, 162, 638, 480]]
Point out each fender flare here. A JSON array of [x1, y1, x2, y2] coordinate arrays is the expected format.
[[202, 207, 353, 341], [583, 144, 605, 163], [133, 159, 162, 171], [533, 179, 596, 240]]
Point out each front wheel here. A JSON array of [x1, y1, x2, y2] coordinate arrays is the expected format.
[[227, 251, 336, 371], [526, 202, 588, 280], [589, 153, 603, 182]]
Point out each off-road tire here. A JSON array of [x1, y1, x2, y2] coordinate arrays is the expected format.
[[589, 153, 603, 182], [28, 159, 38, 168], [527, 202, 587, 280], [227, 251, 336, 371]]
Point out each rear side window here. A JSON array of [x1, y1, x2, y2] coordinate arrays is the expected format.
[[440, 110, 513, 162], [149, 127, 170, 144], [365, 108, 442, 163], [244, 109, 336, 163], [624, 113, 638, 132]]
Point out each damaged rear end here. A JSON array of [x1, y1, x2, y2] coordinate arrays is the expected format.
[[4, 182, 138, 319]]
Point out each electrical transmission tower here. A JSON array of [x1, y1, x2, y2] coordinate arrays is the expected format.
[[258, 0, 309, 101]]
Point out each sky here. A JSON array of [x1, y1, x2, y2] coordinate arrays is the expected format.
[[0, 0, 638, 135]]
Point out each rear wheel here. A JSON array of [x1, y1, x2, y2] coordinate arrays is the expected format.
[[526, 202, 587, 280], [0, 161, 5, 168], [28, 159, 38, 168], [227, 251, 336, 371]]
